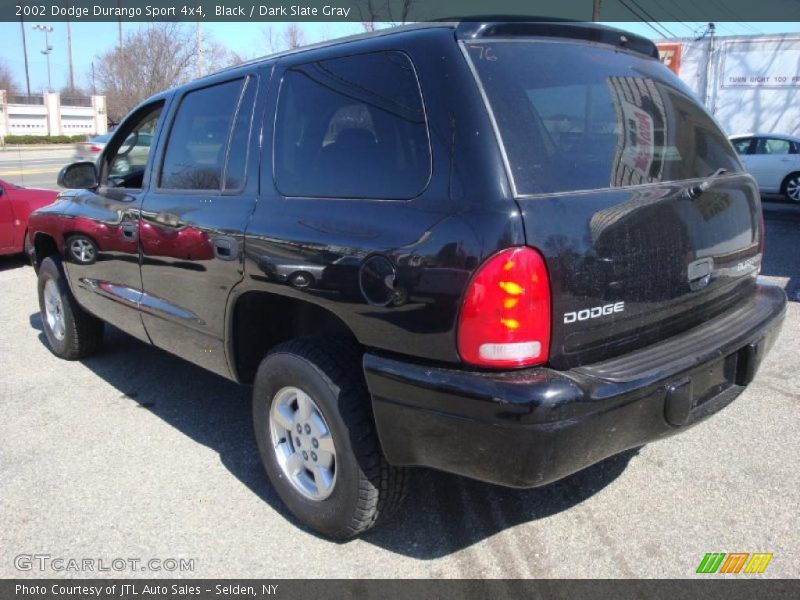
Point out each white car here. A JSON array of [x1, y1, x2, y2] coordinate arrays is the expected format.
[[729, 133, 800, 202]]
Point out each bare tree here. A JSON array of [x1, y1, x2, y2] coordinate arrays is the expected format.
[[0, 60, 18, 95], [386, 0, 415, 25], [357, 0, 416, 31], [262, 26, 279, 53], [95, 23, 197, 121], [282, 24, 307, 50], [60, 83, 88, 98], [202, 37, 245, 73], [261, 24, 308, 54], [357, 0, 380, 31]]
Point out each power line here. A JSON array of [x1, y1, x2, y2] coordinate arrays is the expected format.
[[616, 0, 674, 38], [704, 0, 762, 34], [650, 0, 699, 37], [627, 0, 679, 37]]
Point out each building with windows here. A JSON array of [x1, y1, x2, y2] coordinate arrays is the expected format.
[[0, 91, 107, 139]]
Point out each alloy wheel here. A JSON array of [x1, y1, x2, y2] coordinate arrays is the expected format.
[[43, 279, 66, 341], [786, 176, 800, 202], [70, 238, 95, 263], [269, 386, 337, 501]]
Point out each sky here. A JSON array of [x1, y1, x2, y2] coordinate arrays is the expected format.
[[1, 20, 800, 94]]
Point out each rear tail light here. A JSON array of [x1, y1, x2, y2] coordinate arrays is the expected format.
[[457, 247, 551, 368], [90, 145, 102, 153]]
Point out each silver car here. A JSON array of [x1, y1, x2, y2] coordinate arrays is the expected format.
[[74, 132, 153, 175], [730, 133, 800, 202], [73, 133, 112, 163]]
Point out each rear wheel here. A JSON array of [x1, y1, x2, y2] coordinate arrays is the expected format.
[[37, 256, 104, 359], [782, 172, 800, 203], [252, 338, 406, 539]]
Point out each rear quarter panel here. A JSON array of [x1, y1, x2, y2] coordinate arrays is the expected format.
[[237, 28, 523, 365]]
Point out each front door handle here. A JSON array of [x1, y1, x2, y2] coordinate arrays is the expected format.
[[213, 236, 239, 261], [121, 223, 138, 240]]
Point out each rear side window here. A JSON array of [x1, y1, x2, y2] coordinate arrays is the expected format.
[[466, 41, 742, 196], [274, 51, 430, 199], [756, 138, 791, 155], [160, 77, 255, 191]]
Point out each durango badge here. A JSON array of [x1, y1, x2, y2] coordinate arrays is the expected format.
[[564, 302, 625, 324]]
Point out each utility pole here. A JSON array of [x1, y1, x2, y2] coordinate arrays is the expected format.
[[707, 23, 717, 114], [32, 24, 54, 92], [20, 16, 32, 96], [91, 61, 96, 95], [592, 0, 602, 22], [66, 17, 74, 92]]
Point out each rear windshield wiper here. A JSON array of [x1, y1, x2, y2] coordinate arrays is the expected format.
[[686, 168, 729, 199]]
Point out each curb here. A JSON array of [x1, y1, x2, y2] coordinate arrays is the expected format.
[[0, 144, 75, 151]]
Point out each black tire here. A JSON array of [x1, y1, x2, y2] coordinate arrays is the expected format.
[[781, 172, 800, 203], [252, 337, 406, 539], [37, 256, 104, 360]]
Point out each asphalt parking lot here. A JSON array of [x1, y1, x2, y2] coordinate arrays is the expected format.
[[0, 153, 798, 577]]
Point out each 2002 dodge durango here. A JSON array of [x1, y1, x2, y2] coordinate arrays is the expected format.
[[26, 20, 786, 539]]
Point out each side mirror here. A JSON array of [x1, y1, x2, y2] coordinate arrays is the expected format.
[[57, 162, 98, 189]]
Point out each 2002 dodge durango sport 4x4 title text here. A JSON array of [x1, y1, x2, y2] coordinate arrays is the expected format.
[[26, 20, 786, 539]]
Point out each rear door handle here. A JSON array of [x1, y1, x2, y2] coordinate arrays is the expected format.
[[213, 236, 239, 261]]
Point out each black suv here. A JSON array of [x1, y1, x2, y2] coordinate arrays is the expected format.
[[28, 21, 786, 539]]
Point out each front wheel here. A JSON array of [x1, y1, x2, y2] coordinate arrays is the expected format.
[[288, 271, 314, 289], [252, 338, 406, 539], [37, 256, 104, 359], [66, 235, 98, 265], [782, 172, 800, 203]]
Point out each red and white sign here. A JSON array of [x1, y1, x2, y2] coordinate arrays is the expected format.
[[656, 43, 682, 75]]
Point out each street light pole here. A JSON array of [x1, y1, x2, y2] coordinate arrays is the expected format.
[[32, 24, 54, 92], [19, 16, 32, 96], [66, 19, 74, 91]]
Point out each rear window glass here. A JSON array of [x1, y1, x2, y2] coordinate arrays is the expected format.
[[466, 41, 741, 196]]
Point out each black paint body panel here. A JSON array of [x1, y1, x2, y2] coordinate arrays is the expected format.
[[365, 284, 785, 487], [26, 22, 786, 489]]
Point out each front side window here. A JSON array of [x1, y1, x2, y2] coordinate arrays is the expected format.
[[104, 104, 163, 189], [732, 138, 754, 155], [466, 41, 742, 196], [160, 78, 254, 191], [274, 51, 430, 199]]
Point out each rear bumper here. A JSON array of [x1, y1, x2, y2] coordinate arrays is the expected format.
[[365, 282, 786, 488]]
